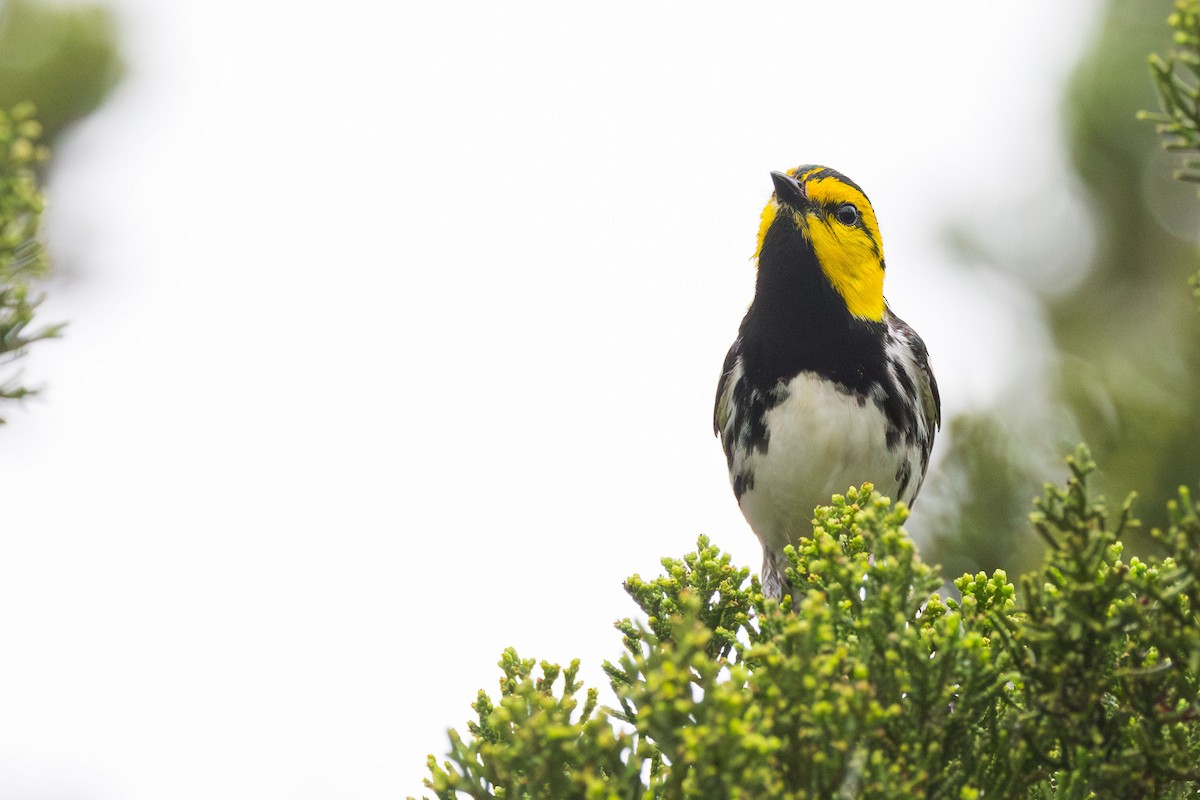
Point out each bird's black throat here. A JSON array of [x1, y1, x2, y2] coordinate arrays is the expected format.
[[737, 222, 889, 398]]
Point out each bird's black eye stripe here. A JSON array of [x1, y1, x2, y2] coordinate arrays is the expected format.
[[834, 204, 860, 227]]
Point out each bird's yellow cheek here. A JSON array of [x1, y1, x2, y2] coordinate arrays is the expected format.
[[806, 218, 885, 322], [753, 201, 779, 260]]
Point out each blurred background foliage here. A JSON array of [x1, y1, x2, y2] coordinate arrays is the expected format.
[[0, 0, 121, 143], [0, 0, 119, 414], [0, 0, 1195, 596], [926, 0, 1200, 580]]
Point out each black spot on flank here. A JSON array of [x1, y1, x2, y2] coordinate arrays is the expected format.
[[896, 459, 912, 500], [738, 385, 771, 457], [733, 472, 754, 500], [894, 359, 916, 398], [880, 388, 910, 448]]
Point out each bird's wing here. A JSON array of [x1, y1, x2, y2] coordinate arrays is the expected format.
[[713, 340, 741, 437]]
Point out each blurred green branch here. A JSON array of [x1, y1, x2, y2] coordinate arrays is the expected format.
[[1140, 0, 1200, 307], [1141, 0, 1200, 170], [0, 0, 122, 423], [0, 0, 122, 142], [0, 101, 58, 420]]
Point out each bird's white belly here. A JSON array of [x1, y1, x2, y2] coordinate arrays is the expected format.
[[735, 372, 909, 559]]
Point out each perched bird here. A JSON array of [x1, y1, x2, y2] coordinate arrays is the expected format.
[[714, 166, 940, 600]]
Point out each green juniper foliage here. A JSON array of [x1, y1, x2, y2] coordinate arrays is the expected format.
[[0, 102, 57, 420], [415, 449, 1200, 799]]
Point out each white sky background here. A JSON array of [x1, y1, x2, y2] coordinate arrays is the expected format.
[[0, 1, 1095, 797]]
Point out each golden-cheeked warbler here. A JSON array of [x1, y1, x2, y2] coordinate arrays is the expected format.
[[715, 166, 941, 600]]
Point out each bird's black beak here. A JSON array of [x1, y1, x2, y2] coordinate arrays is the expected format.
[[770, 171, 806, 208]]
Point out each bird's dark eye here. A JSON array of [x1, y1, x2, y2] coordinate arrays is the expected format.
[[834, 204, 860, 226]]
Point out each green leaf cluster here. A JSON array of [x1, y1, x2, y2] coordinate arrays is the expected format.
[[0, 101, 57, 419], [415, 448, 1200, 799]]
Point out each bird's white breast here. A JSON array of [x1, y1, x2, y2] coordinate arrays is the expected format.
[[733, 371, 914, 560]]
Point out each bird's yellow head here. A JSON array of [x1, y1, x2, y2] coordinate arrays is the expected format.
[[753, 165, 886, 322]]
